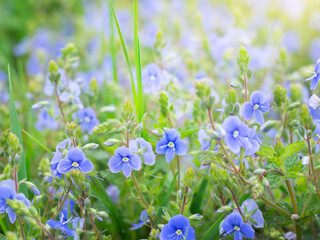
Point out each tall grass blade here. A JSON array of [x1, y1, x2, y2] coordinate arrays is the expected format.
[[22, 130, 53, 154], [109, 0, 118, 83], [8, 64, 28, 197], [201, 213, 226, 240]]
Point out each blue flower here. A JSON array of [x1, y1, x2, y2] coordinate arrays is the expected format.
[[108, 146, 142, 178], [35, 109, 59, 132], [245, 127, 261, 156], [72, 217, 84, 240], [142, 63, 163, 93], [0, 180, 31, 223], [221, 212, 254, 240], [198, 128, 211, 151], [160, 215, 195, 240], [57, 148, 94, 174], [236, 199, 264, 228], [74, 108, 99, 133], [156, 129, 188, 162], [222, 116, 251, 154], [305, 59, 320, 90], [47, 208, 73, 237], [59, 81, 83, 108], [130, 210, 149, 230], [242, 91, 270, 125], [129, 138, 156, 165], [106, 184, 120, 204]]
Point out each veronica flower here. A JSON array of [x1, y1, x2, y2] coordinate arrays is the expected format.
[[156, 129, 188, 162], [0, 180, 31, 223], [305, 59, 320, 90], [108, 146, 142, 178], [74, 108, 99, 133], [47, 208, 73, 237], [142, 63, 164, 93], [35, 109, 58, 132], [235, 199, 264, 228], [57, 148, 94, 174], [51, 139, 73, 178], [59, 81, 83, 108], [221, 212, 254, 240], [198, 128, 211, 151], [130, 210, 149, 230], [242, 91, 270, 125], [129, 138, 156, 165], [309, 94, 320, 110], [160, 215, 195, 240], [222, 116, 251, 154], [72, 217, 84, 240], [245, 127, 261, 156]]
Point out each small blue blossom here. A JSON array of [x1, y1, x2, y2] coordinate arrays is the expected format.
[[72, 217, 84, 240], [74, 108, 99, 133], [155, 129, 188, 162], [50, 139, 73, 179], [305, 59, 320, 90], [245, 127, 261, 156], [31, 186, 40, 196], [309, 94, 320, 110], [222, 116, 251, 155], [35, 109, 58, 132], [160, 215, 195, 240], [59, 81, 83, 108], [235, 199, 264, 228], [142, 63, 163, 93], [221, 212, 254, 240], [130, 210, 149, 230], [47, 208, 73, 237], [108, 146, 142, 178], [106, 184, 120, 204], [57, 148, 94, 174], [129, 138, 156, 165], [242, 91, 270, 125], [0, 180, 31, 223], [198, 128, 211, 151]]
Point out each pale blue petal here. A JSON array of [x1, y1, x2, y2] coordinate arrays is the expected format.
[[57, 159, 73, 174], [79, 159, 94, 173], [175, 140, 188, 155], [108, 155, 123, 173], [254, 110, 264, 125], [242, 102, 254, 120], [122, 164, 132, 178], [165, 148, 175, 162]]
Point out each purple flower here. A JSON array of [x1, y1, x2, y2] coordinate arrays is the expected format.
[[108, 146, 142, 178], [0, 180, 31, 223], [156, 129, 188, 162], [235, 199, 264, 228], [142, 63, 163, 93], [130, 210, 149, 230], [129, 138, 156, 165], [74, 108, 99, 133], [57, 148, 94, 174], [305, 59, 320, 90], [222, 116, 251, 154], [35, 109, 58, 132], [160, 215, 195, 240], [47, 208, 73, 237], [221, 212, 254, 240], [198, 128, 211, 151], [242, 91, 270, 125], [245, 127, 261, 156]]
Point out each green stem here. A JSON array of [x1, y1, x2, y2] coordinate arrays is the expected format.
[[109, 0, 118, 83], [260, 196, 291, 217], [177, 155, 181, 188], [307, 138, 320, 199], [285, 180, 301, 240], [301, 191, 314, 216]]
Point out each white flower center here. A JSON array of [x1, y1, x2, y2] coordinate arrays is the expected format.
[[253, 104, 259, 109], [150, 75, 156, 81], [175, 229, 182, 235], [168, 142, 175, 148], [122, 157, 129, 162], [85, 116, 91, 122], [72, 162, 79, 167], [233, 130, 239, 138], [234, 226, 240, 231]]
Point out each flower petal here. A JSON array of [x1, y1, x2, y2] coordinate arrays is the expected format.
[[143, 151, 156, 165], [79, 159, 94, 173], [7, 207, 17, 223], [160, 224, 176, 240], [155, 139, 169, 154], [174, 140, 188, 155], [254, 110, 264, 125], [47, 220, 61, 228], [165, 148, 175, 162], [250, 91, 266, 105], [164, 129, 180, 142], [108, 155, 123, 173], [57, 159, 73, 174], [240, 223, 255, 239], [186, 226, 195, 240], [225, 135, 240, 154], [128, 154, 142, 170], [122, 164, 132, 178], [15, 193, 31, 207], [242, 102, 254, 120], [168, 215, 190, 231]]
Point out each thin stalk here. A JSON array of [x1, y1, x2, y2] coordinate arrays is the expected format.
[[34, 219, 55, 240], [285, 180, 301, 240], [56, 180, 73, 215], [177, 155, 181, 188], [307, 138, 320, 199], [54, 81, 67, 124], [109, 0, 118, 83], [88, 212, 102, 240], [180, 186, 188, 215], [78, 197, 88, 240], [301, 191, 314, 216], [243, 73, 248, 102], [228, 187, 242, 216], [13, 167, 25, 240], [261, 196, 291, 217]]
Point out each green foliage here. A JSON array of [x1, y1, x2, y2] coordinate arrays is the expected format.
[[201, 213, 226, 240], [273, 85, 287, 107]]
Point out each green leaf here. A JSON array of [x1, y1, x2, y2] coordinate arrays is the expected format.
[[265, 164, 283, 188], [108, 2, 139, 119], [282, 142, 305, 161], [284, 154, 303, 173], [239, 193, 251, 205], [201, 213, 226, 240], [190, 179, 208, 214], [22, 130, 53, 154], [158, 173, 178, 217], [89, 178, 129, 239], [298, 193, 320, 218], [8, 65, 28, 197]]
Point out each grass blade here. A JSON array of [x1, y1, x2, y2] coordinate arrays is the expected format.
[[22, 130, 53, 154], [201, 213, 226, 240], [89, 178, 129, 239], [8, 64, 28, 197], [109, 0, 118, 83], [190, 178, 208, 214], [108, 1, 139, 118]]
